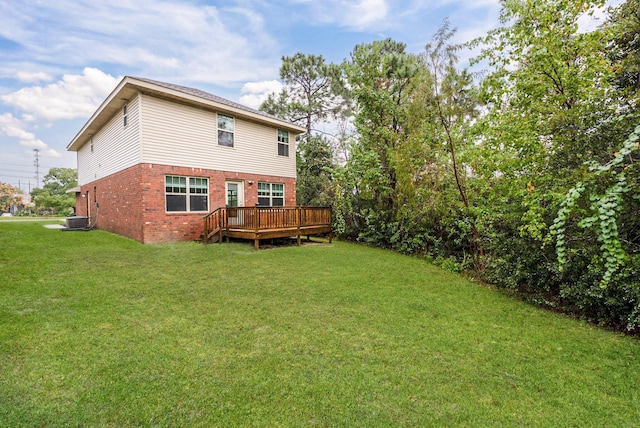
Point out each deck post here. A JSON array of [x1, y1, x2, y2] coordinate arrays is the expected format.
[[296, 206, 301, 246], [254, 205, 259, 232], [251, 205, 258, 250]]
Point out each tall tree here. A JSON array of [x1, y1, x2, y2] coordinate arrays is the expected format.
[[260, 53, 344, 205], [335, 39, 420, 244], [31, 168, 77, 215], [421, 21, 483, 263], [260, 53, 344, 140]]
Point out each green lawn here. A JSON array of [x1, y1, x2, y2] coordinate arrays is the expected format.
[[1, 221, 639, 426]]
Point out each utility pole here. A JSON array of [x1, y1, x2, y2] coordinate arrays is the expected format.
[[33, 149, 40, 188]]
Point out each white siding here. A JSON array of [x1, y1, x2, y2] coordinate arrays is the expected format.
[[77, 95, 141, 185], [140, 94, 296, 178]]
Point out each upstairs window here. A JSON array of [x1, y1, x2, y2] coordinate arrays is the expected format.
[[277, 129, 289, 157], [218, 114, 234, 147], [258, 182, 284, 206], [123, 105, 128, 127], [165, 175, 209, 212]]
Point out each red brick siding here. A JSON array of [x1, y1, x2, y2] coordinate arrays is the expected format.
[[77, 165, 145, 242], [77, 163, 296, 244]]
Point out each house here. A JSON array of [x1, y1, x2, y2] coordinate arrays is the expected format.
[[67, 76, 307, 244]]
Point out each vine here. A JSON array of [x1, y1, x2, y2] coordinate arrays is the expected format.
[[551, 123, 639, 287]]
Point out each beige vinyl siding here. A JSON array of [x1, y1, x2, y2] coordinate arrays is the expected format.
[[140, 95, 296, 178], [77, 95, 141, 185]]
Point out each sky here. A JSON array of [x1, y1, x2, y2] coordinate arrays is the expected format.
[[0, 0, 619, 198]]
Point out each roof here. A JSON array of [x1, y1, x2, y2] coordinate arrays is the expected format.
[[67, 76, 305, 152]]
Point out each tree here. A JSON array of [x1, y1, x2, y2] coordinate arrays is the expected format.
[[296, 135, 335, 206], [261, 53, 345, 141], [0, 183, 23, 213], [470, 0, 640, 329], [607, 0, 640, 98], [260, 53, 344, 205], [335, 39, 421, 244], [420, 20, 483, 264], [31, 168, 77, 215]]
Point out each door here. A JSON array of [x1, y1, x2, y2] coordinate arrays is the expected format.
[[225, 181, 244, 225], [225, 181, 244, 207]]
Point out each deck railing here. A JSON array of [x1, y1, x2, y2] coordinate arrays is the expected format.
[[203, 206, 332, 245], [203, 207, 227, 243]]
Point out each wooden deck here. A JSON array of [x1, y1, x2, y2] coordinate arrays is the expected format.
[[203, 206, 333, 249]]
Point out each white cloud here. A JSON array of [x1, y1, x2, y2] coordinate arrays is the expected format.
[[0, 1, 280, 87], [307, 0, 390, 31], [0, 113, 61, 157], [43, 148, 62, 158], [239, 80, 283, 109], [1, 68, 119, 121], [345, 0, 389, 30], [16, 71, 53, 83]]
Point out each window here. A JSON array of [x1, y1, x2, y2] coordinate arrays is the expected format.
[[277, 129, 289, 157], [123, 105, 128, 127], [165, 175, 209, 212], [218, 114, 234, 147], [257, 182, 284, 206]]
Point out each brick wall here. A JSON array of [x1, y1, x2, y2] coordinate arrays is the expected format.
[[77, 164, 145, 242], [77, 163, 297, 244]]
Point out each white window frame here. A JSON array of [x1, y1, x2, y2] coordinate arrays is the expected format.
[[277, 129, 289, 157], [217, 114, 234, 147], [257, 182, 284, 207], [165, 175, 209, 213]]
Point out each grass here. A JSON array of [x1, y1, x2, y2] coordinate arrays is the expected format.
[[1, 221, 639, 426]]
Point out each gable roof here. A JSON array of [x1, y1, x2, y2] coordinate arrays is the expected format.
[[67, 76, 304, 152]]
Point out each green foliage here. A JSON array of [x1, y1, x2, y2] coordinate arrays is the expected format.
[[0, 182, 23, 213], [552, 123, 640, 286], [334, 38, 420, 247], [607, 0, 640, 101], [335, 27, 483, 267], [31, 167, 77, 215], [468, 0, 640, 330], [296, 135, 334, 205]]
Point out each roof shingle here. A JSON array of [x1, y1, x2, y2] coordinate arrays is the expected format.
[[131, 76, 284, 123]]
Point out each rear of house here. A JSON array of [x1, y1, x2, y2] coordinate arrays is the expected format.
[[67, 77, 304, 243]]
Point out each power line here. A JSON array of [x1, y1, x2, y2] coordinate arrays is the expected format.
[[33, 149, 40, 187], [0, 173, 35, 179], [0, 162, 34, 168], [0, 167, 37, 173]]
